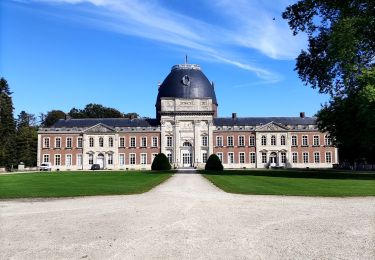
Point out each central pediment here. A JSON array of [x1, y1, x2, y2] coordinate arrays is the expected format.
[[256, 122, 289, 132], [84, 123, 116, 133]]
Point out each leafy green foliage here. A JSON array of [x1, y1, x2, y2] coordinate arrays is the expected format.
[[42, 110, 66, 127], [151, 153, 171, 171], [205, 154, 223, 171], [283, 1, 375, 163], [0, 78, 17, 168], [16, 111, 38, 167], [68, 103, 139, 119]]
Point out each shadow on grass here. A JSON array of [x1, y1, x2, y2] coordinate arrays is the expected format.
[[200, 169, 375, 180]]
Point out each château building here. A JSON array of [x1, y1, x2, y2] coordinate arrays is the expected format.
[[37, 62, 338, 170]]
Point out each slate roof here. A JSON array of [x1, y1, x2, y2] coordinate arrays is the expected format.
[[214, 117, 316, 126], [52, 118, 159, 128], [156, 64, 218, 105], [51, 116, 316, 129]]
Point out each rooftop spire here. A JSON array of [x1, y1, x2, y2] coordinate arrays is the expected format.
[[185, 54, 188, 64]]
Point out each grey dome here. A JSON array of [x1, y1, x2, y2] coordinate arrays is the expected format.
[[156, 64, 218, 106]]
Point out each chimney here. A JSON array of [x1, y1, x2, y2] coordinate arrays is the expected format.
[[129, 114, 135, 120], [232, 113, 237, 120], [300, 112, 305, 118]]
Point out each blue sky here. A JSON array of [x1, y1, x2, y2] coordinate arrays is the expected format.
[[0, 0, 329, 119]]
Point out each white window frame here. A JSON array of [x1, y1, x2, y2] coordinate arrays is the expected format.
[[249, 136, 255, 146], [108, 154, 113, 165], [238, 136, 245, 147], [302, 135, 308, 146], [89, 137, 94, 147], [228, 152, 234, 164], [43, 137, 50, 148], [166, 152, 173, 163], [202, 136, 208, 147], [227, 136, 234, 147], [109, 137, 114, 147], [313, 136, 320, 146], [271, 135, 276, 146], [55, 137, 61, 148], [140, 153, 147, 165], [325, 152, 332, 163], [66, 154, 72, 166], [99, 137, 104, 147], [262, 152, 267, 163], [216, 136, 223, 147], [129, 153, 136, 165], [119, 154, 125, 166], [325, 135, 332, 146], [77, 154, 83, 166], [152, 137, 158, 147], [217, 152, 223, 162], [119, 137, 125, 147], [88, 154, 94, 165], [77, 137, 83, 148], [303, 152, 309, 163], [261, 136, 267, 146], [280, 135, 286, 146], [291, 135, 297, 146], [141, 137, 147, 148], [292, 152, 298, 163], [54, 154, 61, 166], [202, 152, 208, 163], [130, 137, 136, 148], [239, 152, 245, 164], [314, 152, 320, 163], [281, 152, 286, 163], [43, 154, 49, 163], [166, 136, 173, 147], [66, 137, 72, 148], [250, 152, 256, 164]]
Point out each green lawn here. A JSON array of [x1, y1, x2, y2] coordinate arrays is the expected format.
[[0, 171, 172, 199], [203, 170, 375, 196]]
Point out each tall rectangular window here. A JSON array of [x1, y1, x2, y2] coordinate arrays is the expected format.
[[262, 152, 267, 163], [66, 154, 72, 166], [261, 136, 267, 146], [216, 136, 223, 146], [239, 152, 245, 163], [302, 136, 308, 146], [55, 154, 61, 166], [303, 152, 309, 163], [89, 137, 94, 147], [166, 136, 173, 147], [314, 152, 320, 163], [313, 136, 320, 146], [228, 152, 234, 163], [281, 152, 286, 163], [280, 135, 286, 146], [108, 154, 113, 165], [66, 137, 72, 148], [130, 137, 136, 147], [43, 138, 50, 148], [152, 153, 157, 162], [43, 154, 49, 163], [129, 154, 136, 165], [325, 135, 332, 146], [250, 152, 256, 164], [271, 135, 276, 146], [217, 152, 223, 162], [77, 154, 82, 166], [238, 136, 245, 147], [202, 152, 208, 163], [325, 152, 332, 163], [152, 137, 158, 147], [109, 137, 114, 147], [292, 152, 298, 163], [55, 137, 61, 148], [77, 137, 83, 148], [167, 152, 173, 163], [88, 154, 93, 165], [119, 137, 125, 147], [141, 137, 147, 147], [227, 136, 234, 147], [99, 137, 104, 147], [119, 154, 125, 165], [291, 136, 297, 146], [249, 136, 255, 146], [141, 153, 147, 165], [202, 136, 208, 147]]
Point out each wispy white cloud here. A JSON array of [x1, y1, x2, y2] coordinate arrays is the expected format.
[[20, 0, 303, 84]]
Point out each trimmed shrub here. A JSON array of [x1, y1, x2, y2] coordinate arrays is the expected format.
[[151, 153, 171, 171], [205, 154, 223, 171]]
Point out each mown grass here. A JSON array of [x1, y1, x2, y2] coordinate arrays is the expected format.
[[202, 169, 375, 196], [0, 171, 172, 199]]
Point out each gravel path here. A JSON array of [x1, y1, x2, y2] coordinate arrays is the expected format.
[[1, 173, 374, 259]]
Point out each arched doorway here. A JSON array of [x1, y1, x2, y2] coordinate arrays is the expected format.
[[96, 153, 104, 169], [181, 141, 193, 167], [269, 152, 277, 167]]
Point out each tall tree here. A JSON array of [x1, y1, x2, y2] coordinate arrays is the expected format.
[[41, 110, 66, 127], [68, 103, 138, 119], [0, 78, 17, 169], [283, 0, 375, 163], [16, 111, 38, 167]]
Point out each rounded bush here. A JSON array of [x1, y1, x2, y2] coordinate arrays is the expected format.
[[151, 153, 172, 171], [205, 154, 224, 171]]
